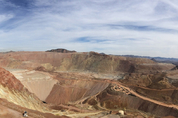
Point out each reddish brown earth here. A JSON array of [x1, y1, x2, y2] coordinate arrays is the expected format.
[[46, 78, 109, 104], [0, 67, 23, 90], [0, 98, 69, 118], [0, 51, 178, 117], [0, 67, 69, 118]]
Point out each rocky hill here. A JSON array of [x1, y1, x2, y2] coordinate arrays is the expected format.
[[46, 48, 76, 53]]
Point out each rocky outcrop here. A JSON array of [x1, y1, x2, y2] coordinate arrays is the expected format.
[[0, 67, 24, 91], [46, 48, 76, 53]]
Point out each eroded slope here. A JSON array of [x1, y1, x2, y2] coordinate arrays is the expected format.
[[10, 69, 57, 101], [0, 67, 67, 117], [46, 78, 109, 104]]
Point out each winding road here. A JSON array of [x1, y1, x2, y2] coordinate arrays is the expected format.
[[110, 80, 178, 110]]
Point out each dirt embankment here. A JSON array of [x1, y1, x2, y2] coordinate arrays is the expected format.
[[0, 67, 47, 111], [10, 69, 58, 101], [0, 98, 69, 118], [118, 72, 178, 105], [0, 67, 24, 91], [85, 84, 178, 117], [46, 78, 109, 105]]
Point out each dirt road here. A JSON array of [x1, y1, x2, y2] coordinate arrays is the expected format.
[[111, 80, 178, 110]]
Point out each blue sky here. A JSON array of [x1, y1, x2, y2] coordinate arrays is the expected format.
[[0, 0, 178, 58]]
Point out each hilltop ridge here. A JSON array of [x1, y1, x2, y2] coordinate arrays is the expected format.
[[46, 48, 76, 53]]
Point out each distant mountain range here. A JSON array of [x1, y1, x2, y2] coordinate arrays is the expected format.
[[121, 55, 178, 65], [2, 49, 178, 66]]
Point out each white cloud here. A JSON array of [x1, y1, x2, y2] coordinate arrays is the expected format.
[[0, 14, 13, 23]]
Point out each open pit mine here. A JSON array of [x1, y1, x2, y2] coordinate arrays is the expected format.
[[0, 49, 178, 118]]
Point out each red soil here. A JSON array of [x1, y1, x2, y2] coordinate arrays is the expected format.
[[0, 67, 24, 91]]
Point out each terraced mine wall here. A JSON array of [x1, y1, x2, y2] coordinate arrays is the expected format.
[[0, 51, 175, 74], [89, 86, 178, 117], [134, 87, 178, 105], [45, 78, 109, 104]]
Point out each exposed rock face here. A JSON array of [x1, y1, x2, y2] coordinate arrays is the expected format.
[[46, 48, 76, 53], [13, 70, 58, 101], [120, 72, 175, 89], [59, 52, 134, 73], [46, 78, 109, 104], [58, 52, 175, 74], [0, 67, 23, 91], [89, 85, 178, 117], [166, 70, 178, 88]]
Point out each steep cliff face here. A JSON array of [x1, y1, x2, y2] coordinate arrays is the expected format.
[[0, 67, 23, 91]]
